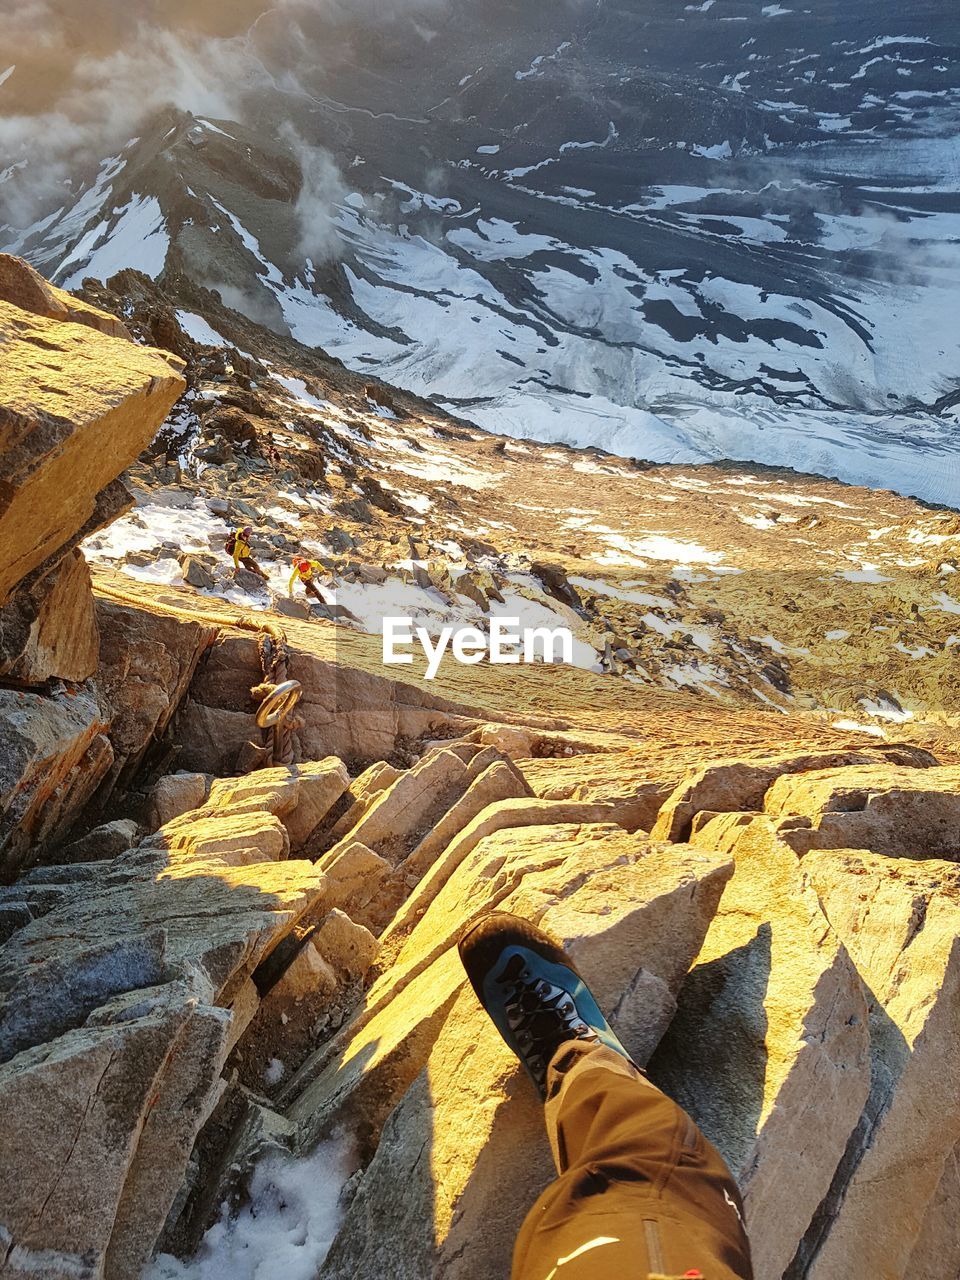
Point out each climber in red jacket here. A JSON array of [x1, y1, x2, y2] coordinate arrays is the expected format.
[[459, 913, 754, 1280]]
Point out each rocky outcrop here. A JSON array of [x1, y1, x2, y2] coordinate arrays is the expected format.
[[307, 826, 733, 1279], [176, 629, 480, 774], [642, 744, 960, 1280], [0, 264, 184, 604], [0, 686, 111, 882], [649, 814, 871, 1280], [797, 849, 960, 1280], [0, 763, 347, 1279], [0, 253, 133, 340], [0, 549, 99, 684], [651, 743, 938, 843], [0, 255, 187, 870], [763, 762, 960, 858], [5, 710, 960, 1280]]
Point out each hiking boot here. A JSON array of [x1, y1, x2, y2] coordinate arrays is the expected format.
[[458, 911, 633, 1100]]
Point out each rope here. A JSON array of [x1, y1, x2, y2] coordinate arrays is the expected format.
[[249, 622, 300, 768]]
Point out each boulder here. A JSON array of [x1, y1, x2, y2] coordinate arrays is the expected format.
[[314, 841, 392, 919], [0, 292, 184, 604], [142, 808, 291, 864], [312, 908, 379, 982], [0, 986, 230, 1280], [0, 252, 133, 340], [146, 771, 212, 830], [0, 548, 100, 684], [763, 762, 960, 859], [275, 595, 313, 620], [234, 566, 267, 593], [182, 556, 215, 589], [647, 815, 871, 1280], [54, 817, 139, 864], [202, 759, 351, 852]]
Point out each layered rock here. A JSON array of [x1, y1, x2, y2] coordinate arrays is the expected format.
[[0, 254, 187, 870], [0, 549, 99, 684], [309, 826, 734, 1279], [0, 762, 348, 1279], [796, 849, 960, 1280], [763, 762, 960, 859], [648, 815, 871, 1280]]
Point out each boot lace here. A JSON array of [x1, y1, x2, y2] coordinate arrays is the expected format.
[[500, 954, 599, 1087]]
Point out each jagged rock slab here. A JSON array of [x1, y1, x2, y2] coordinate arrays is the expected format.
[[309, 761, 403, 854], [0, 548, 99, 684], [905, 1143, 960, 1280], [143, 759, 351, 865], [0, 853, 327, 1062], [326, 747, 469, 864], [764, 763, 960, 859], [146, 771, 212, 831], [315, 833, 733, 1280], [0, 685, 111, 882], [0, 979, 230, 1280], [794, 849, 960, 1280], [290, 824, 731, 1147], [0, 297, 184, 603], [203, 758, 351, 851], [380, 797, 645, 957], [648, 814, 871, 1280], [400, 758, 531, 877], [0, 252, 132, 340], [93, 598, 217, 801], [143, 808, 291, 864]]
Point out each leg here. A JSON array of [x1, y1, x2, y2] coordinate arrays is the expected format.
[[304, 580, 325, 603], [512, 1040, 753, 1280], [241, 556, 269, 580], [457, 913, 754, 1280]]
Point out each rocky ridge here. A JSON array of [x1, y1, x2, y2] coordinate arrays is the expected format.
[[73, 268, 960, 742], [1, 253, 959, 1280]]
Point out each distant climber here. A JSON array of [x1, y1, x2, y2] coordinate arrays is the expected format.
[[289, 556, 327, 604], [458, 913, 755, 1280], [225, 526, 268, 580]]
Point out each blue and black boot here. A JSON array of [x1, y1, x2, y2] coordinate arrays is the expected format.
[[458, 911, 634, 1101]]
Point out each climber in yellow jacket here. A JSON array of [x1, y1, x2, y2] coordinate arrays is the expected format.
[[289, 556, 327, 603], [225, 526, 268, 580]]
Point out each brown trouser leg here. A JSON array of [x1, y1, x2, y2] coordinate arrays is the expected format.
[[512, 1042, 753, 1280], [303, 580, 325, 602], [240, 556, 268, 579]]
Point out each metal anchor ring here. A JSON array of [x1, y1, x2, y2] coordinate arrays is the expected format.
[[255, 679, 303, 729]]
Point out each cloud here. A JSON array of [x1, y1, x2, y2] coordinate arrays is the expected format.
[[0, 19, 259, 227], [279, 124, 349, 264], [0, 0, 454, 231]]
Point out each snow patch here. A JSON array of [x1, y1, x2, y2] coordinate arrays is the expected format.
[[145, 1138, 354, 1280]]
